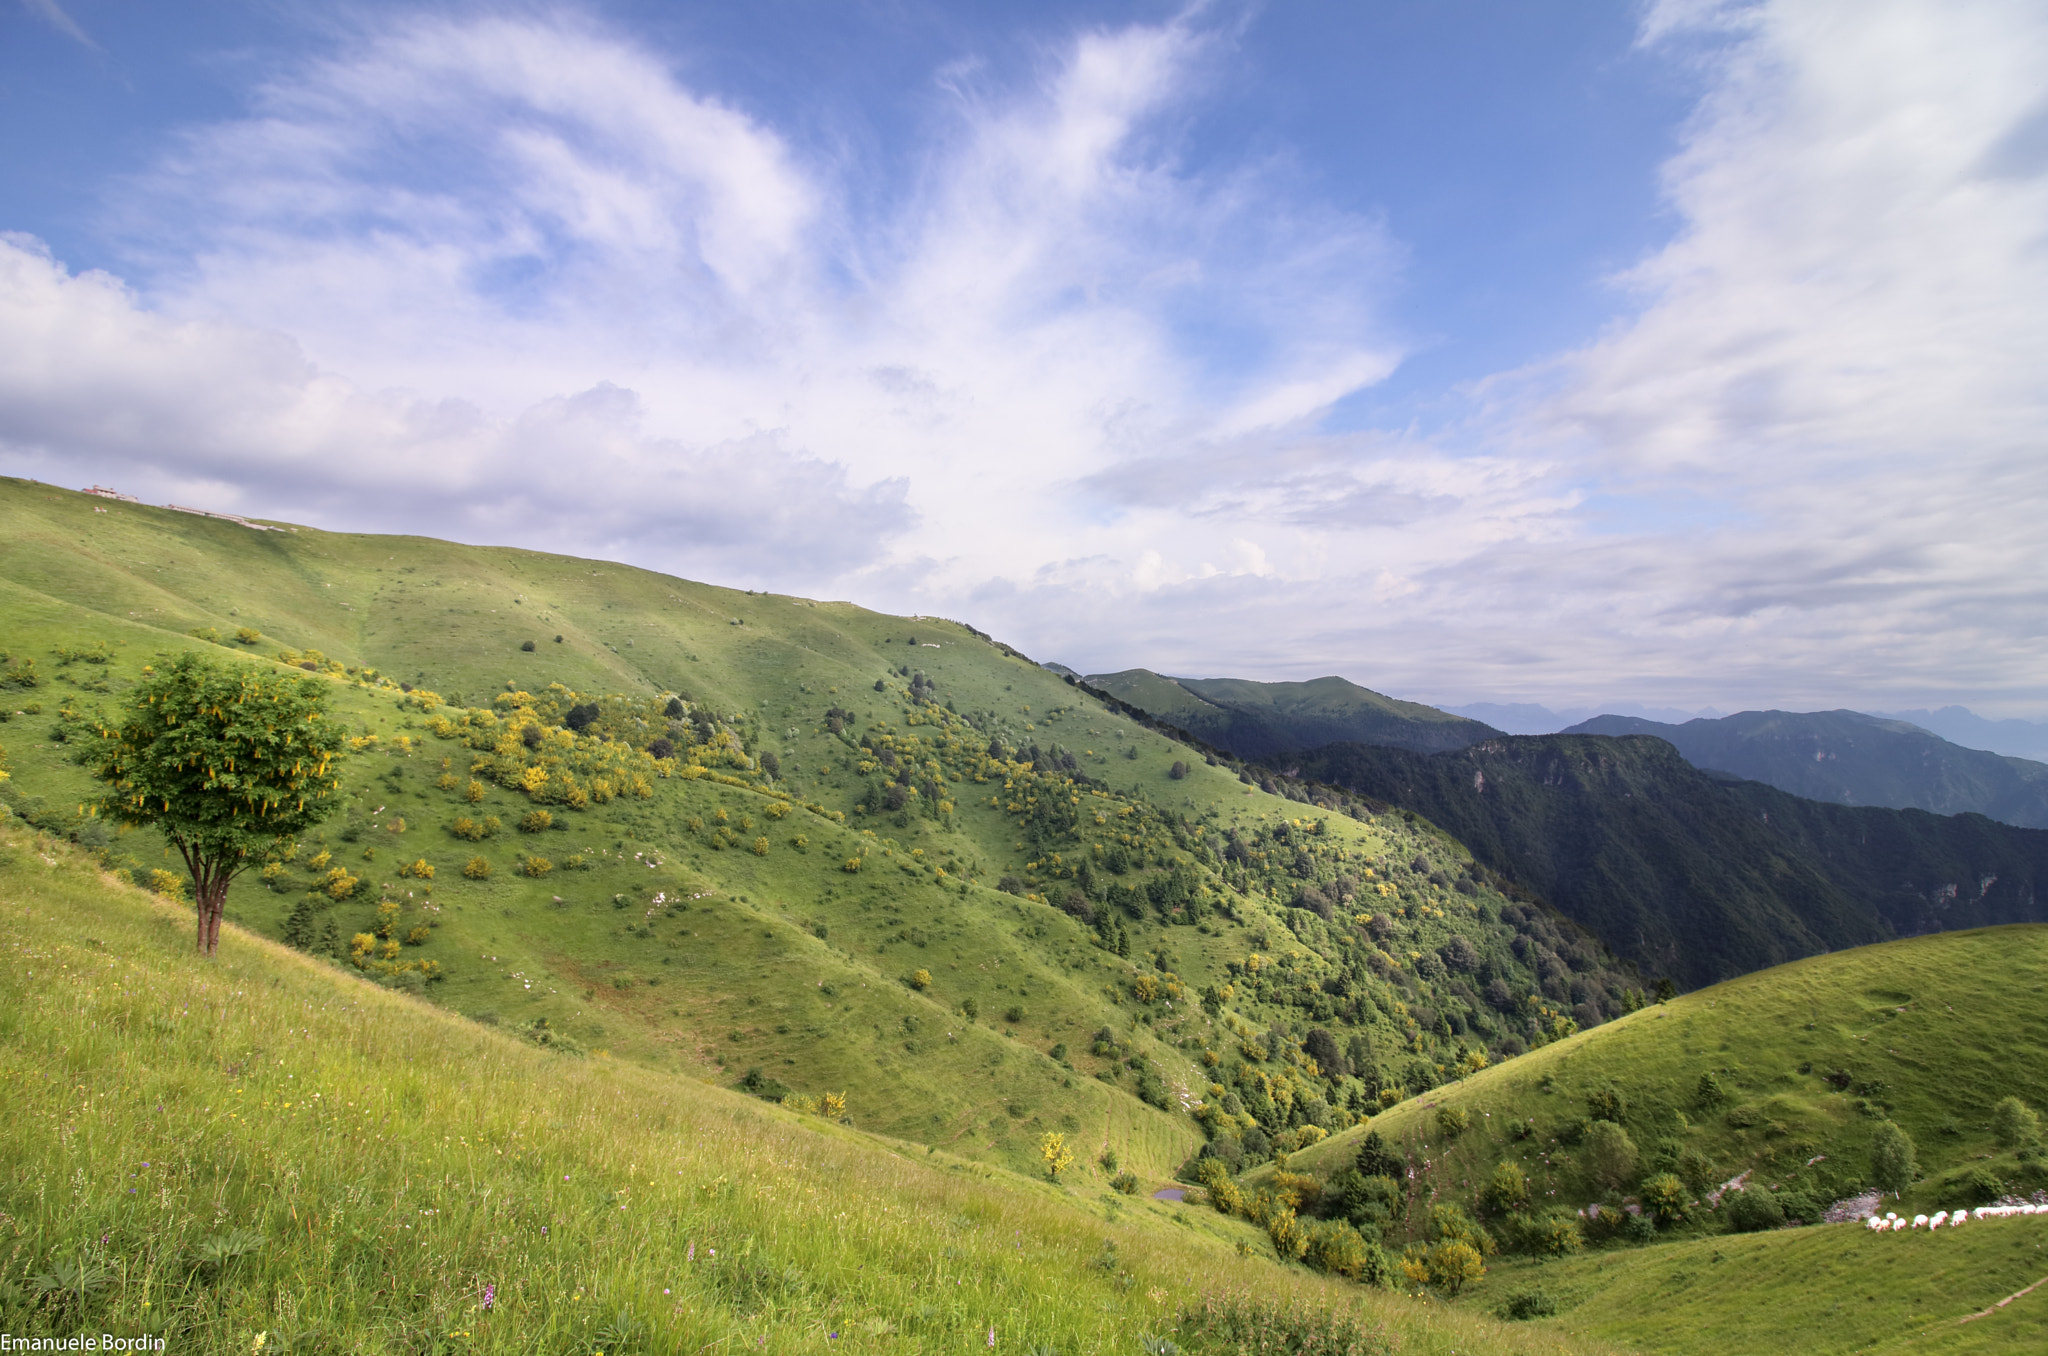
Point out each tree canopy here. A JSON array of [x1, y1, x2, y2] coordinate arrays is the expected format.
[[81, 652, 349, 955]]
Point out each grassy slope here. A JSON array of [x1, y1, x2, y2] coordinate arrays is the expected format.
[[1248, 926, 2048, 1350], [5, 478, 1525, 1184], [0, 820, 1602, 1356]]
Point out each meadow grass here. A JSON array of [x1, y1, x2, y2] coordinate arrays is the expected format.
[[0, 819, 1597, 1356]]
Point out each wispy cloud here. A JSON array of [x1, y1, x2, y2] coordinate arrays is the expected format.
[[21, 0, 98, 51], [2, 2, 2044, 716]]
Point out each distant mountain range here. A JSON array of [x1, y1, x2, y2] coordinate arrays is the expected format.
[[1445, 697, 2048, 761], [1564, 709, 2048, 829], [1084, 669, 1501, 758]]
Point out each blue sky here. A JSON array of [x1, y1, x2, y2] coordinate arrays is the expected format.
[[3, 0, 2044, 719]]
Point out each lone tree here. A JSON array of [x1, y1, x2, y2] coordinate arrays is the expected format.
[[80, 652, 348, 956]]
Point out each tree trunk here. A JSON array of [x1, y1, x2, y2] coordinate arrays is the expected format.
[[197, 874, 230, 957]]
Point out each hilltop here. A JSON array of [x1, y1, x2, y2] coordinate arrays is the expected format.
[[1085, 670, 1500, 760], [1566, 709, 2048, 829]]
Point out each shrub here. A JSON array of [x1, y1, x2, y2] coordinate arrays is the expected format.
[[1586, 1086, 1627, 1123], [522, 856, 552, 877], [1870, 1119, 1918, 1195], [1111, 1171, 1139, 1194], [234, 627, 261, 645], [1354, 1129, 1404, 1180], [960, 996, 979, 1020], [1436, 1106, 1469, 1140], [147, 868, 186, 900], [463, 856, 491, 880], [1640, 1171, 1688, 1224], [520, 640, 536, 652], [323, 868, 360, 901], [752, 836, 769, 856], [1993, 1096, 2041, 1148], [1039, 1130, 1075, 1179], [1694, 1071, 1728, 1108], [1531, 1211, 1582, 1255], [520, 809, 553, 833], [374, 900, 400, 937], [1483, 1160, 1531, 1215], [1583, 1120, 1639, 1190], [402, 858, 434, 880], [404, 925, 431, 946], [464, 780, 486, 804], [909, 969, 931, 991], [1497, 1289, 1558, 1321], [1723, 1187, 1784, 1233], [1423, 1240, 1484, 1296], [1945, 1164, 2005, 1205], [1168, 760, 1188, 780]]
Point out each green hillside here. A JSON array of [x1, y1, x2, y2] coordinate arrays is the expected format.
[[1293, 735, 2048, 988], [0, 818, 1606, 1356], [1230, 926, 2048, 1350], [0, 476, 1635, 1189], [1567, 709, 2048, 829], [1086, 671, 1499, 760]]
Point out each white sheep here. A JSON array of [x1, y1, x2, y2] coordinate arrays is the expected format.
[[1913, 1214, 1929, 1229], [1930, 1211, 1948, 1228], [1948, 1209, 1967, 1227], [1893, 1218, 1910, 1231], [1866, 1215, 1886, 1231]]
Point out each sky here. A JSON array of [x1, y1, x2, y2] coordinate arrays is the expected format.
[[2, 0, 2045, 720]]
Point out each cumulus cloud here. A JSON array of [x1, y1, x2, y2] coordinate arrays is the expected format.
[[3, 2, 2045, 716]]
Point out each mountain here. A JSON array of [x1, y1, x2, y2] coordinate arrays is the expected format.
[[0, 476, 1644, 1184], [1291, 734, 2048, 988], [1087, 669, 1501, 759], [1258, 923, 2048, 1353], [1875, 704, 2048, 762], [1565, 708, 2048, 829], [1442, 702, 1728, 736]]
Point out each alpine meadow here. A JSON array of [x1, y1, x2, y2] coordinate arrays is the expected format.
[[2, 476, 2046, 1354]]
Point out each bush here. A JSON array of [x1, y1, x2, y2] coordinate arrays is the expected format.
[[909, 969, 931, 991], [1945, 1164, 2006, 1206], [1004, 1005, 1025, 1023], [1694, 1071, 1728, 1108], [1993, 1096, 2041, 1148], [752, 837, 769, 856], [234, 627, 261, 645], [1586, 1086, 1627, 1123], [1111, 1171, 1139, 1195], [147, 868, 186, 900], [520, 640, 536, 652], [1422, 1240, 1484, 1296], [1436, 1106, 1469, 1140], [1723, 1187, 1784, 1233], [522, 856, 552, 877], [1497, 1289, 1558, 1321], [1640, 1172, 1687, 1223], [1168, 760, 1188, 780], [1583, 1120, 1639, 1190], [1870, 1119, 1918, 1195], [1483, 1160, 1531, 1215], [519, 809, 553, 833], [463, 856, 491, 880]]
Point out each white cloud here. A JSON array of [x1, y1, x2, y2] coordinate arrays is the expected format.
[[4, 3, 2045, 717]]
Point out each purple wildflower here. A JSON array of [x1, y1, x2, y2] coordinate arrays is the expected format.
[[482, 1284, 495, 1311]]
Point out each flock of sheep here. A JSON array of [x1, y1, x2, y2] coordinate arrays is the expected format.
[[1865, 1203, 2048, 1231]]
